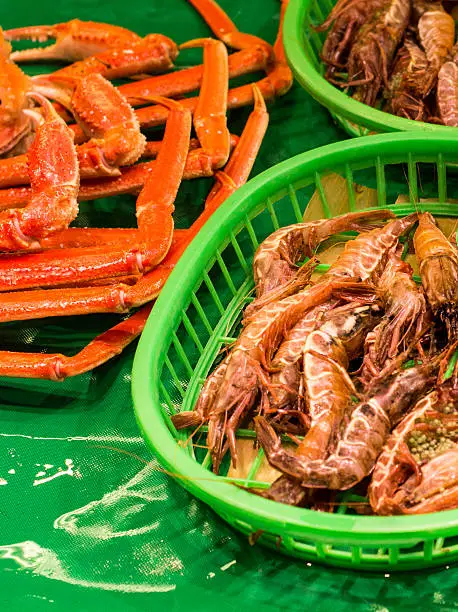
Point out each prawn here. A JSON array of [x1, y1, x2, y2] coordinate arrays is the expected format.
[[414, 212, 458, 339]]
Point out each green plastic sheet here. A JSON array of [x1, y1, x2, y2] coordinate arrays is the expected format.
[[1, 1, 456, 609]]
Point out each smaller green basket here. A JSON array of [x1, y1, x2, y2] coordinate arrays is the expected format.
[[133, 132, 458, 572], [283, 0, 457, 137]]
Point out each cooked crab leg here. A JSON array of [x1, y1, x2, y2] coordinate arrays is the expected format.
[[0, 153, 216, 209], [5, 19, 141, 63], [0, 305, 153, 381], [187, 0, 272, 52], [180, 38, 230, 169], [206, 83, 268, 208], [0, 93, 79, 251], [117, 45, 272, 105], [142, 134, 239, 160], [37, 227, 188, 250], [0, 88, 268, 379], [38, 228, 152, 250]]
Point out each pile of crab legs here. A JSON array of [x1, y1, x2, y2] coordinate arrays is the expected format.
[[174, 207, 458, 515], [0, 0, 292, 380]]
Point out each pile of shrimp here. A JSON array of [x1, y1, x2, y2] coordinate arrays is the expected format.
[[174, 209, 458, 516], [318, 0, 458, 126]]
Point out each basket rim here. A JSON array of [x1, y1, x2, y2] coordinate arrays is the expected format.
[[283, 0, 456, 135], [132, 132, 458, 544]]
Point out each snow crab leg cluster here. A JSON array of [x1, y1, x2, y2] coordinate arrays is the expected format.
[[0, 0, 291, 379]]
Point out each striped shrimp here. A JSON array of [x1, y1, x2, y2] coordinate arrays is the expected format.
[[252, 209, 394, 298], [414, 211, 458, 338], [360, 243, 428, 385]]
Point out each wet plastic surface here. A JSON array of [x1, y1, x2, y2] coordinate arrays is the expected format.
[[1, 1, 457, 610]]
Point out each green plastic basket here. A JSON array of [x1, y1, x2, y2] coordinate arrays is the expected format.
[[133, 132, 458, 572], [283, 0, 457, 137]]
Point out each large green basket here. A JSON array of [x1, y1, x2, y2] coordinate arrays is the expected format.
[[133, 132, 458, 572], [283, 0, 457, 137]]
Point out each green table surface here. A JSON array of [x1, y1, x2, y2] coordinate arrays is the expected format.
[[1, 1, 456, 610]]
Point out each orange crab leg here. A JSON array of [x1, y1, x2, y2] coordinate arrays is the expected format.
[[187, 0, 272, 53], [0, 93, 79, 251], [143, 138, 200, 160], [0, 152, 213, 209], [0, 245, 149, 291], [38, 227, 188, 251], [0, 135, 239, 190], [142, 134, 239, 160], [0, 155, 31, 188], [117, 45, 272, 105], [206, 84, 268, 209], [135, 96, 191, 251], [39, 227, 142, 249], [0, 304, 153, 381], [41, 227, 189, 251], [5, 20, 141, 63], [180, 38, 230, 168]]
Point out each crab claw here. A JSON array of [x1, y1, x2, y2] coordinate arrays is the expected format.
[[4, 19, 141, 63]]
